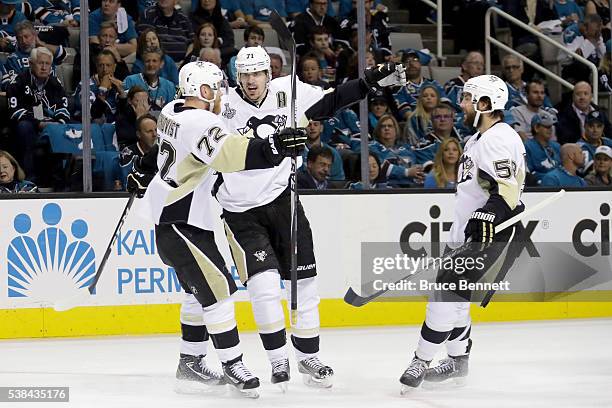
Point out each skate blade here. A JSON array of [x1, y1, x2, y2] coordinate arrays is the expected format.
[[400, 384, 420, 396], [174, 379, 227, 395], [275, 381, 289, 393], [302, 373, 333, 389], [422, 376, 467, 390], [228, 384, 260, 399]]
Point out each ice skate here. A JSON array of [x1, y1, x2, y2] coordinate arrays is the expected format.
[[271, 358, 290, 392], [222, 356, 260, 398], [399, 356, 430, 395], [174, 354, 225, 394], [297, 356, 333, 388], [423, 354, 469, 388]]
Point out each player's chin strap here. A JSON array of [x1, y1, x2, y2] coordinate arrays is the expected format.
[[472, 105, 494, 127]]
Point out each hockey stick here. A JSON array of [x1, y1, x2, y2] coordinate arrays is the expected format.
[[269, 10, 299, 324], [53, 193, 136, 311], [344, 189, 566, 307]]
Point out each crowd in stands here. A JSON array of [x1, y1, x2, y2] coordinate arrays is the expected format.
[[0, 0, 610, 194]]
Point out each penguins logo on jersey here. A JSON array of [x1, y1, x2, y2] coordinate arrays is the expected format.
[[237, 114, 287, 139], [458, 155, 474, 183]]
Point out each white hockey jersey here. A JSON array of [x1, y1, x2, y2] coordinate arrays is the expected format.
[[450, 122, 526, 244], [215, 76, 326, 212], [144, 99, 252, 230]]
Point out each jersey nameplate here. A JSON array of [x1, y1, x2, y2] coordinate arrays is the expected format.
[[157, 114, 180, 139]]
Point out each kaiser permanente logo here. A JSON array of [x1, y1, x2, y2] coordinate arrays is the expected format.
[[7, 203, 95, 299]]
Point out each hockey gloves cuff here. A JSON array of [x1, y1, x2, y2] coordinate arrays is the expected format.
[[270, 127, 308, 158], [364, 62, 407, 89], [127, 156, 156, 198], [464, 208, 497, 243]]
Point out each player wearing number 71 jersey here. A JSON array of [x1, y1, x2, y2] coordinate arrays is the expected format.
[[399, 75, 527, 394], [132, 61, 307, 398]]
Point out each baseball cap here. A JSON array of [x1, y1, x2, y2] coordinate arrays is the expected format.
[[401, 48, 432, 66], [595, 145, 612, 159], [586, 110, 605, 125], [531, 110, 557, 127]]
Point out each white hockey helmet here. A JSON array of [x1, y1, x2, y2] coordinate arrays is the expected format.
[[178, 61, 225, 109], [235, 46, 271, 89], [462, 74, 508, 127]]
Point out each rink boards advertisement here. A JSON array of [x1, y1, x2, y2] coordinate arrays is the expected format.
[[1, 190, 611, 338]]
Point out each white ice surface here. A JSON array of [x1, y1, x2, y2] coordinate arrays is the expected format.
[[1, 319, 611, 408]]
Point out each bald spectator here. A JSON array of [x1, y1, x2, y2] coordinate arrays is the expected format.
[[199, 47, 221, 67], [541, 143, 587, 186], [444, 51, 484, 109], [510, 79, 557, 141], [556, 81, 612, 144]]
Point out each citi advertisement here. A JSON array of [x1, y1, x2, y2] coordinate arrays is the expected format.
[[0, 191, 610, 309]]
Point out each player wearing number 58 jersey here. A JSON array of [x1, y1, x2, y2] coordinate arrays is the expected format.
[[399, 75, 526, 394], [133, 61, 306, 398]]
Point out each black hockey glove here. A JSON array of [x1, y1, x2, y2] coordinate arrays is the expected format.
[[464, 208, 497, 243], [364, 62, 407, 90], [272, 127, 308, 157], [127, 146, 159, 198]]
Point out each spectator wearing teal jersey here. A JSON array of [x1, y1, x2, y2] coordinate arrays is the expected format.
[[541, 143, 587, 187], [369, 114, 424, 187], [525, 111, 561, 184], [123, 47, 176, 113], [88, 0, 137, 57], [133, 29, 179, 86], [577, 110, 612, 172]]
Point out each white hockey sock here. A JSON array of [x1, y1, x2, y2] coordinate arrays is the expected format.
[[284, 277, 321, 361], [248, 270, 289, 362], [180, 293, 208, 356], [202, 296, 241, 363]]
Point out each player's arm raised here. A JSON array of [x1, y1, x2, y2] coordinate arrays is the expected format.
[[304, 62, 406, 121]]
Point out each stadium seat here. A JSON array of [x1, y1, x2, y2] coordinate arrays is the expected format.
[[430, 66, 461, 86], [179, 0, 192, 12], [56, 63, 74, 94], [390, 32, 423, 52]]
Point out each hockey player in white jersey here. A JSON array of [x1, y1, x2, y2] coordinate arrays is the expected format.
[[212, 46, 406, 390], [127, 60, 307, 398], [398, 75, 526, 393]]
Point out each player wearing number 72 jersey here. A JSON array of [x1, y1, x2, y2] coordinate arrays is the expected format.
[[399, 75, 527, 394], [130, 61, 307, 398]]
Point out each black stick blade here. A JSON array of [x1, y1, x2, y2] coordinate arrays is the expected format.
[[269, 10, 295, 50]]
